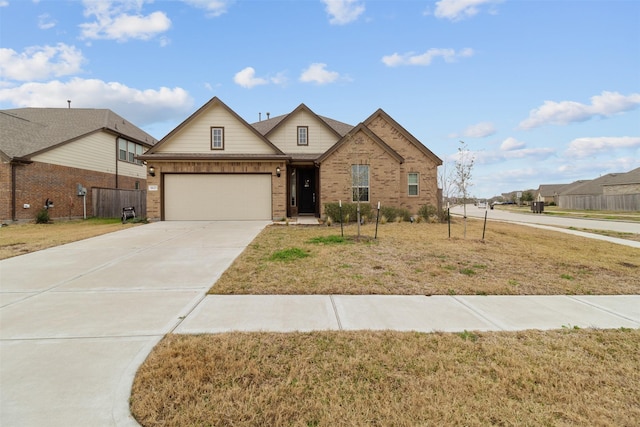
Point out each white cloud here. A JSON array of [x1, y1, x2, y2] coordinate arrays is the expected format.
[[0, 78, 193, 127], [565, 136, 640, 158], [233, 67, 268, 89], [0, 1, 8, 7], [0, 43, 85, 81], [299, 63, 340, 85], [233, 67, 287, 89], [38, 13, 57, 30], [322, 0, 365, 25], [473, 145, 555, 165], [382, 48, 474, 67], [519, 91, 640, 129], [182, 0, 233, 17], [463, 122, 496, 138], [434, 0, 502, 21], [500, 137, 525, 151], [79, 0, 171, 42]]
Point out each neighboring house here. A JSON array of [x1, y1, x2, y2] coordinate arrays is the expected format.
[[139, 97, 442, 221], [535, 184, 568, 205], [602, 167, 640, 195], [0, 108, 157, 222], [558, 172, 640, 211]]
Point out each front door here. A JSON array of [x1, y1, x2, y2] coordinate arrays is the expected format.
[[298, 168, 316, 214]]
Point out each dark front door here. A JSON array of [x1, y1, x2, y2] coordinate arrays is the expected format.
[[298, 168, 316, 214]]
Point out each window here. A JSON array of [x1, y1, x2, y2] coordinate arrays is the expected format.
[[408, 173, 419, 196], [211, 127, 224, 150], [118, 137, 144, 164], [352, 164, 369, 202], [118, 138, 127, 161], [297, 126, 308, 146], [128, 141, 136, 163], [136, 144, 144, 165]]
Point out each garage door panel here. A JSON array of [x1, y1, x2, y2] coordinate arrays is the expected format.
[[164, 174, 272, 220]]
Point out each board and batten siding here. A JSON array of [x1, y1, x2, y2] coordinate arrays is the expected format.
[[31, 131, 146, 179], [267, 110, 341, 153], [155, 104, 276, 154]]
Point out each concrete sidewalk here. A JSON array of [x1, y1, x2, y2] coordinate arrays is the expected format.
[[175, 294, 640, 334]]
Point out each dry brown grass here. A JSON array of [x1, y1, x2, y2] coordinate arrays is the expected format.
[[131, 328, 640, 427], [210, 219, 640, 295], [0, 218, 140, 260]]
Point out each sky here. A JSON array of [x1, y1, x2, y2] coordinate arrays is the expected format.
[[1, 0, 639, 198]]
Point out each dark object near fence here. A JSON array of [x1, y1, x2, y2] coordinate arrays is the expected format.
[[531, 201, 545, 214], [122, 206, 136, 223]]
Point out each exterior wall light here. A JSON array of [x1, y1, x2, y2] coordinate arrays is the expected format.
[[149, 166, 155, 177], [276, 166, 281, 177]]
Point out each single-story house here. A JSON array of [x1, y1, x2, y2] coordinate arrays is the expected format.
[[535, 184, 569, 205], [139, 97, 442, 221], [602, 167, 640, 195], [558, 172, 640, 211], [0, 108, 157, 222]]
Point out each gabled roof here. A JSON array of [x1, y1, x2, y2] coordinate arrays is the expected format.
[[537, 184, 569, 197], [316, 123, 405, 164], [0, 108, 157, 160], [560, 174, 625, 196], [251, 103, 353, 139], [147, 96, 284, 155], [363, 108, 442, 166], [601, 167, 640, 186]]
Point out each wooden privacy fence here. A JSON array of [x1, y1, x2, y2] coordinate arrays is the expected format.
[[92, 188, 147, 218], [559, 194, 640, 211]]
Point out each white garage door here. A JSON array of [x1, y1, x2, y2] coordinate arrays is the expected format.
[[164, 174, 272, 220]]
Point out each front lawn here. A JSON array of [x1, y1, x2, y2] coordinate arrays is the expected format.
[[0, 218, 141, 260], [210, 219, 640, 295]]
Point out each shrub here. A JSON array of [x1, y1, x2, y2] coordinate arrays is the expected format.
[[324, 202, 372, 223], [379, 206, 411, 223], [418, 204, 448, 223], [35, 208, 50, 224]]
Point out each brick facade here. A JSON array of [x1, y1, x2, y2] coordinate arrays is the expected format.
[[319, 119, 440, 217], [145, 161, 286, 221], [1, 161, 144, 222], [365, 116, 440, 213], [320, 130, 401, 216]]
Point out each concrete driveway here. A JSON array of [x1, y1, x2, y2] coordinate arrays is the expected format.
[[0, 221, 269, 427]]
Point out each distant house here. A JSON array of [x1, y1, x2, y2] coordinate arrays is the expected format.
[[602, 167, 640, 195], [139, 97, 442, 221], [558, 171, 640, 211], [536, 184, 568, 205], [0, 108, 157, 222]]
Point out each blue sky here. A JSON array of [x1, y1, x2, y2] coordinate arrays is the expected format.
[[1, 0, 639, 198]]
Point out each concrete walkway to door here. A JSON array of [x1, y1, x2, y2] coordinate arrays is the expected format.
[[0, 221, 270, 427]]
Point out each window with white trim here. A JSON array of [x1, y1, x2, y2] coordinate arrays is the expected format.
[[118, 137, 144, 165], [352, 164, 369, 202], [211, 127, 224, 150], [297, 126, 308, 146], [408, 173, 419, 196]]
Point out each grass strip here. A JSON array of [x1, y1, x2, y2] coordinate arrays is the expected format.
[[131, 328, 640, 427]]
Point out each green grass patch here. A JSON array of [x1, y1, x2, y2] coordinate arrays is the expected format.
[[306, 235, 348, 245], [269, 247, 310, 262]]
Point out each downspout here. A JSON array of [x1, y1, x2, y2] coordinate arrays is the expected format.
[[11, 162, 16, 221], [115, 136, 119, 188]]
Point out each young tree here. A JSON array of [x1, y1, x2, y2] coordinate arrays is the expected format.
[[454, 141, 475, 239], [438, 160, 455, 208]]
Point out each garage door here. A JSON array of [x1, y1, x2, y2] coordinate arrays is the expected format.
[[164, 174, 272, 220]]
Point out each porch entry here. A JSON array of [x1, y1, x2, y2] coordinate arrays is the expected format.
[[291, 166, 318, 216]]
